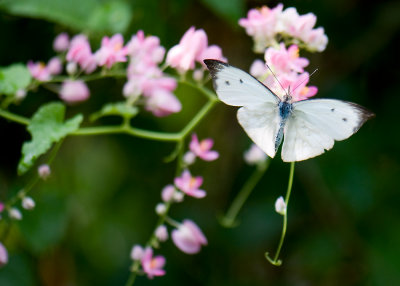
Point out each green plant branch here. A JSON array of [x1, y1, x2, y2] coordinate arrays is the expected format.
[[265, 161, 295, 266], [0, 108, 29, 125], [219, 158, 271, 228]]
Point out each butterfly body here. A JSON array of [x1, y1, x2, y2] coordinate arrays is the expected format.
[[204, 59, 375, 162]]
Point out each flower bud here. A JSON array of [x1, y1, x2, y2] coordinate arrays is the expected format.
[[275, 196, 287, 215], [22, 197, 35, 210], [155, 225, 168, 242], [9, 208, 22, 220], [130, 244, 144, 260], [0, 243, 8, 267], [38, 164, 51, 180], [155, 203, 167, 215]]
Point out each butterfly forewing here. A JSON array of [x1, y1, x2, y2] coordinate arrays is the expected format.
[[281, 99, 375, 162], [204, 59, 280, 107]]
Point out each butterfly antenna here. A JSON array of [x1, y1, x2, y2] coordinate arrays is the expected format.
[[291, 68, 319, 94], [265, 63, 288, 96]]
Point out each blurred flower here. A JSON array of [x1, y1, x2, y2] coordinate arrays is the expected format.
[[171, 220, 207, 254], [126, 30, 165, 65], [239, 4, 283, 53], [265, 44, 309, 74], [22, 197, 35, 210], [172, 191, 184, 203], [141, 247, 166, 279], [66, 62, 77, 75], [130, 244, 144, 260], [59, 80, 90, 103], [239, 4, 328, 53], [174, 170, 206, 198], [0, 202, 4, 213], [244, 144, 268, 165], [161, 185, 175, 202], [166, 26, 226, 73], [0, 243, 8, 267], [27, 61, 51, 81], [144, 89, 181, 117], [279, 72, 318, 101], [53, 33, 70, 52], [155, 225, 169, 242], [66, 34, 97, 73], [275, 196, 287, 215], [95, 34, 128, 68], [47, 57, 63, 75], [183, 151, 196, 166], [155, 203, 167, 215], [9, 208, 22, 220], [38, 164, 51, 180], [189, 134, 219, 161], [15, 89, 27, 101]]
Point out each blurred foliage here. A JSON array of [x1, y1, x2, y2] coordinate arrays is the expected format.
[[0, 0, 399, 286]]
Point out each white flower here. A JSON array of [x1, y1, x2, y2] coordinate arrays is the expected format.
[[155, 203, 167, 215], [155, 225, 169, 242], [130, 245, 144, 260]]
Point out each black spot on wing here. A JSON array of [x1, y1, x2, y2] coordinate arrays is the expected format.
[[225, 80, 230, 86], [240, 79, 243, 83], [342, 118, 347, 122], [331, 108, 335, 112]]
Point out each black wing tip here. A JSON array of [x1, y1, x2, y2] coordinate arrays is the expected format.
[[203, 59, 228, 75]]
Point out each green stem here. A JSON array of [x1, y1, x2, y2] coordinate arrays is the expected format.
[[220, 159, 270, 228], [265, 161, 295, 266], [0, 109, 29, 125]]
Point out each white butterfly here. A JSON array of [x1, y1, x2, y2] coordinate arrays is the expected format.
[[204, 59, 374, 162]]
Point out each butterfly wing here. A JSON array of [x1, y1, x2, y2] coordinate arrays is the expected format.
[[281, 99, 375, 162], [204, 59, 281, 158], [237, 104, 281, 158], [204, 59, 280, 107]]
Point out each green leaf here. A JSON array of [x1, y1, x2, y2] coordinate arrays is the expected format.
[[18, 102, 83, 175], [201, 0, 245, 24], [87, 2, 133, 35], [90, 102, 138, 122], [0, 64, 31, 96], [0, 0, 132, 34]]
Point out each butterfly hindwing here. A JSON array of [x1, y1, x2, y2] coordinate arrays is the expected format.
[[237, 103, 281, 158], [281, 99, 374, 162], [204, 59, 280, 107]]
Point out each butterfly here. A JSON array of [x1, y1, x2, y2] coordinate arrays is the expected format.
[[204, 59, 375, 162]]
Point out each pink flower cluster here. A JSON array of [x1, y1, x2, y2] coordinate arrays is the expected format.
[[239, 4, 328, 53], [250, 44, 317, 101], [166, 26, 226, 74], [183, 133, 219, 165], [27, 57, 62, 81], [123, 31, 181, 117]]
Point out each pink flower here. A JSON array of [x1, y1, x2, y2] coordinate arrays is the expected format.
[[66, 34, 97, 73], [0, 202, 4, 213], [59, 80, 90, 103], [166, 27, 208, 72], [145, 89, 181, 117], [171, 220, 207, 254], [239, 5, 283, 52], [280, 72, 318, 101], [47, 57, 63, 75], [53, 33, 70, 52], [27, 61, 51, 81], [141, 247, 166, 279], [95, 34, 128, 68], [0, 243, 8, 267], [189, 134, 219, 161], [174, 170, 205, 198], [244, 144, 268, 165], [265, 44, 309, 73], [126, 30, 165, 65], [304, 27, 328, 52]]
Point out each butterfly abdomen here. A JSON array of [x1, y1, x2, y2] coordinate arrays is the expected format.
[[275, 101, 293, 151]]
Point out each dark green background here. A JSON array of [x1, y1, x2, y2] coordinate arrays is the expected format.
[[0, 0, 399, 285]]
